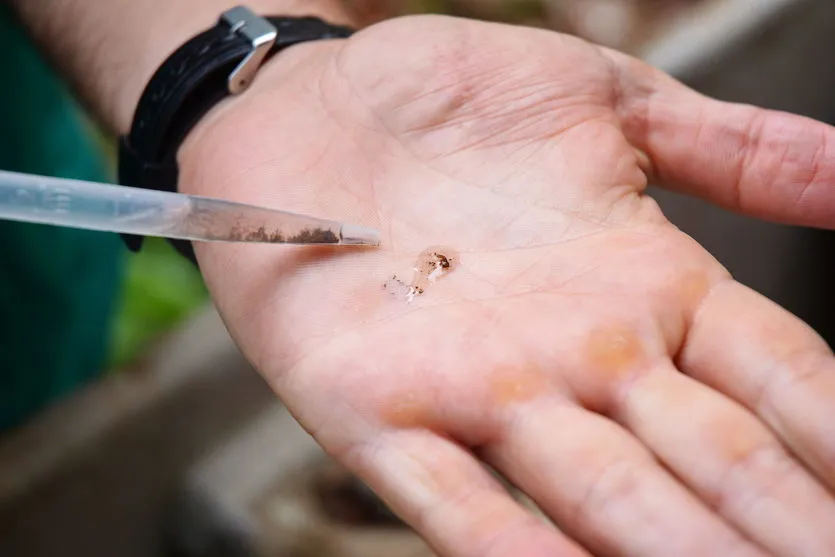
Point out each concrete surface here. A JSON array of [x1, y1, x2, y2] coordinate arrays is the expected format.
[[0, 308, 276, 557]]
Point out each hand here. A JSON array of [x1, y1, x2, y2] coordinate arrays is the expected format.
[[180, 15, 835, 557]]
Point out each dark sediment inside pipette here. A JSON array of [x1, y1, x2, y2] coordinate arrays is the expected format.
[[183, 197, 380, 245], [227, 225, 340, 244]]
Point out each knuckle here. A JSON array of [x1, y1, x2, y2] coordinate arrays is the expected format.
[[771, 119, 832, 206], [755, 347, 831, 417], [731, 107, 767, 209], [573, 458, 648, 527], [411, 479, 510, 549], [713, 442, 794, 518], [477, 515, 554, 557]]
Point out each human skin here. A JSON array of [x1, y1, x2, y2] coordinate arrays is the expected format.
[[11, 2, 835, 556]]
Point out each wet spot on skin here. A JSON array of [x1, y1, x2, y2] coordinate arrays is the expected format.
[[696, 409, 778, 506], [712, 419, 766, 465], [382, 393, 439, 430], [489, 365, 551, 407], [384, 246, 459, 303], [676, 270, 711, 315], [585, 325, 645, 377]]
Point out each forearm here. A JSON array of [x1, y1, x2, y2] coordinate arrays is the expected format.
[[8, 0, 355, 134]]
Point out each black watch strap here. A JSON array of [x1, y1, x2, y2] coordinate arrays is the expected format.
[[118, 6, 354, 262]]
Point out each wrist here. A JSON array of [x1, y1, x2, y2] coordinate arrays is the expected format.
[[115, 8, 355, 261], [178, 39, 345, 196], [9, 0, 355, 135], [115, 1, 356, 134]]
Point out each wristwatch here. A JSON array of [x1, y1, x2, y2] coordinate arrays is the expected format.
[[118, 5, 354, 263]]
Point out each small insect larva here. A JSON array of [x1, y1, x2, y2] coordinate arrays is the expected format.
[[384, 246, 459, 303]]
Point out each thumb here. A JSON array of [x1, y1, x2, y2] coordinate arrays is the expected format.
[[605, 48, 835, 229]]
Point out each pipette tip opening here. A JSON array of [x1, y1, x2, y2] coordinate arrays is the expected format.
[[339, 223, 382, 246]]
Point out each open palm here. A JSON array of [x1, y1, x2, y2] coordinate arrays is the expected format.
[[179, 15, 835, 557]]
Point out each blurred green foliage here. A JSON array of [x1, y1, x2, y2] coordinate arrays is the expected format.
[[90, 133, 209, 371], [107, 237, 209, 370]]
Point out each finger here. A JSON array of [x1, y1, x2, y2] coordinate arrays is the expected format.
[[677, 279, 835, 490], [483, 400, 766, 557], [602, 48, 835, 229], [617, 360, 835, 557], [346, 429, 591, 557]]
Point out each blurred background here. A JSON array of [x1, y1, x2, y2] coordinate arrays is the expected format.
[[1, 0, 835, 556]]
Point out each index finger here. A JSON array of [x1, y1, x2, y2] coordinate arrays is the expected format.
[[677, 279, 835, 489]]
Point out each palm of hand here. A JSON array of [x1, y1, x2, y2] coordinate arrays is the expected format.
[[180, 15, 835, 557]]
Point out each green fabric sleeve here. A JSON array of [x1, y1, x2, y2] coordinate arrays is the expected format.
[[0, 6, 125, 431]]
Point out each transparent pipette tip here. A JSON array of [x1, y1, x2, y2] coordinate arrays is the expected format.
[[339, 223, 382, 246]]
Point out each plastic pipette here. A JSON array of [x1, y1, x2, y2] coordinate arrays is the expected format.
[[0, 170, 381, 246]]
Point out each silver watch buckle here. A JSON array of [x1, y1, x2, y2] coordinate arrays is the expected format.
[[220, 6, 278, 94]]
